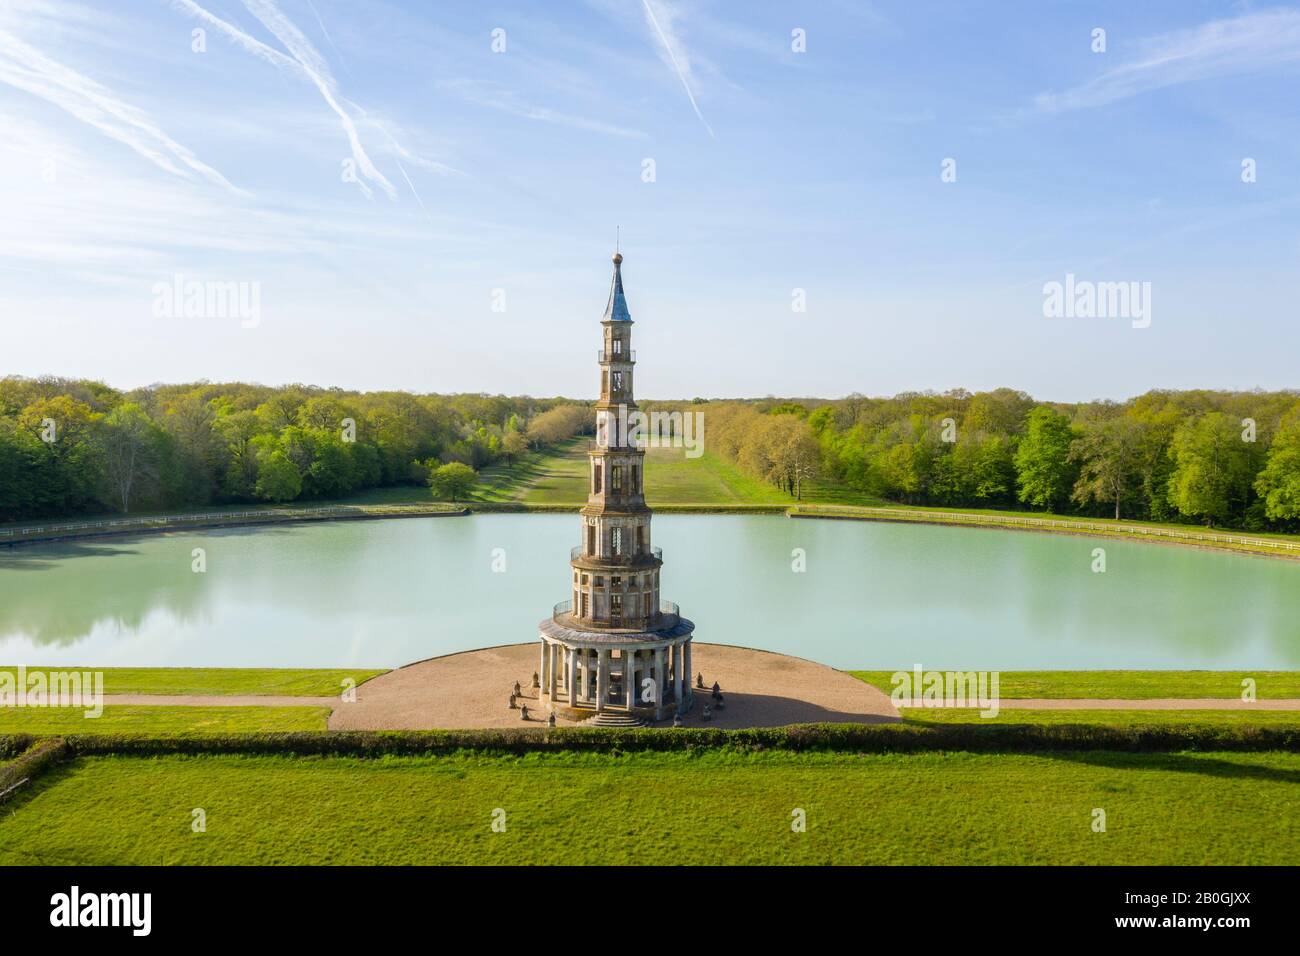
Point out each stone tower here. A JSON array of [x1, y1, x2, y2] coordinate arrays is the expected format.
[[537, 252, 695, 724]]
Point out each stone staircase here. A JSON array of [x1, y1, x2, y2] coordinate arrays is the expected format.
[[581, 711, 648, 728]]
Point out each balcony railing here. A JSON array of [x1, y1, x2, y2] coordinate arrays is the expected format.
[[571, 545, 661, 564], [589, 438, 652, 453], [598, 349, 635, 363], [552, 598, 680, 628]]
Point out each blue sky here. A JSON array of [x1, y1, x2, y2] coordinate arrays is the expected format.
[[2, 0, 1299, 401]]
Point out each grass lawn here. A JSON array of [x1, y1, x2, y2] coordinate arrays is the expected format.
[[332, 485, 443, 506], [280, 441, 875, 509], [467, 446, 566, 502], [794, 503, 1300, 558], [900, 708, 1300, 729], [851, 670, 1300, 699], [0, 705, 329, 735], [518, 441, 795, 505], [872, 502, 1300, 544], [0, 666, 385, 697], [2, 749, 1296, 865]]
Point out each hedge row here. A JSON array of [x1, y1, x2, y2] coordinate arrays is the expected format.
[[27, 722, 1300, 757], [0, 737, 67, 803], [0, 734, 35, 760]]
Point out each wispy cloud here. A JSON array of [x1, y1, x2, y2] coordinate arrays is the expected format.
[[639, 0, 714, 138], [303, 0, 354, 82], [354, 108, 461, 219], [0, 107, 469, 293], [171, 0, 296, 70], [242, 0, 394, 199], [1034, 9, 1300, 113], [0, 24, 238, 191], [173, 0, 446, 202], [442, 78, 647, 139]]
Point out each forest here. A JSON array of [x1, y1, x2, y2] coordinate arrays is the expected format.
[[715, 387, 1300, 531], [0, 377, 588, 520], [2, 377, 1298, 533]]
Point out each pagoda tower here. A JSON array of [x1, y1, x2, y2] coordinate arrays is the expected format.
[[537, 252, 695, 724]]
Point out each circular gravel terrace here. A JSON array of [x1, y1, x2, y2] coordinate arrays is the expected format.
[[326, 642, 901, 730]]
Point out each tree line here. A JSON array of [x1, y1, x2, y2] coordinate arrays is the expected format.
[[5, 378, 1298, 533], [0, 377, 590, 521], [716, 387, 1299, 530], [650, 389, 1300, 531]]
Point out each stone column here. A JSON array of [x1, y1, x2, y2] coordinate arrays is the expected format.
[[670, 644, 680, 701], [567, 646, 578, 707], [673, 642, 684, 710], [596, 649, 609, 713], [539, 641, 548, 696], [548, 642, 558, 702], [625, 650, 637, 710], [653, 646, 665, 720], [684, 641, 693, 703]]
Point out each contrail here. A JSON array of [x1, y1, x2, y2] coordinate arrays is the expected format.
[[304, 0, 356, 83], [243, 0, 396, 199], [173, 0, 396, 200], [369, 115, 430, 219], [0, 25, 240, 191], [172, 0, 297, 70], [640, 0, 714, 138]]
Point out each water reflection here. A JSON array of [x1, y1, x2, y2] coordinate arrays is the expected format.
[[0, 515, 1297, 669], [0, 537, 212, 648]]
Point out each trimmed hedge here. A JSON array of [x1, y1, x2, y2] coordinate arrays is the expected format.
[[38, 721, 1300, 758], [0, 734, 35, 760], [0, 737, 67, 802]]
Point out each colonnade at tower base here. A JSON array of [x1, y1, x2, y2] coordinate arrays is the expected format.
[[537, 623, 694, 722]]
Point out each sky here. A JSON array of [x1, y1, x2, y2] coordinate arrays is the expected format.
[[1, 0, 1299, 402]]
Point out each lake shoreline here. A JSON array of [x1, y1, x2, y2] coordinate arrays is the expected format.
[[5, 500, 1298, 563], [0, 504, 469, 547]]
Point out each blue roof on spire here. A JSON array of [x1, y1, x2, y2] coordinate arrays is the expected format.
[[603, 254, 631, 322]]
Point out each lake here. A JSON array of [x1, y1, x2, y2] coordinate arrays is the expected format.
[[2, 514, 1298, 670]]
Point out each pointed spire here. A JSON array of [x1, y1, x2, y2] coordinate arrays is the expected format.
[[602, 250, 632, 322]]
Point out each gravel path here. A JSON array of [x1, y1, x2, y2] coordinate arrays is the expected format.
[[89, 656, 1300, 727]]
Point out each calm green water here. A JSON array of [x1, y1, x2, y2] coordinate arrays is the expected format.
[[1, 514, 1298, 670]]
